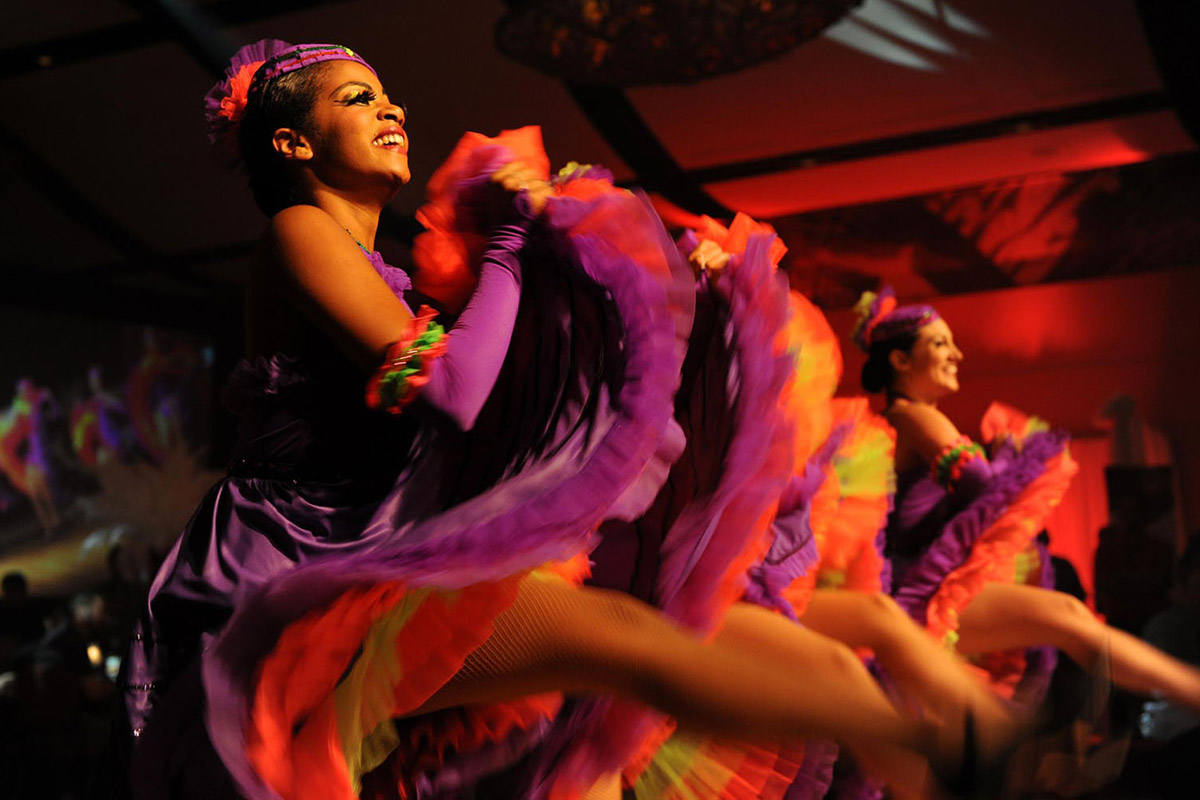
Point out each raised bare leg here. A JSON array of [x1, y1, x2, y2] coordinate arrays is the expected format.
[[420, 576, 935, 756], [799, 591, 1021, 750], [957, 583, 1200, 714]]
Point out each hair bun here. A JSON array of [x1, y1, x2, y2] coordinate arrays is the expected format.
[[860, 355, 889, 394]]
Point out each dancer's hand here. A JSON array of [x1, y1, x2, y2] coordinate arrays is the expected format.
[[688, 239, 730, 276], [489, 161, 553, 218]]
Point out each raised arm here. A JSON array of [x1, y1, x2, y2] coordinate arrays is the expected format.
[[411, 219, 526, 430], [264, 165, 550, 431]]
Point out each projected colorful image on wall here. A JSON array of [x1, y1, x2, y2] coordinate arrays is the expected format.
[[0, 312, 219, 599]]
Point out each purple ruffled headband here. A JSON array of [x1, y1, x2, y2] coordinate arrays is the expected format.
[[203, 39, 377, 166], [851, 287, 940, 351]]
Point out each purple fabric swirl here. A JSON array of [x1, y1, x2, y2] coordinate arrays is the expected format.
[[784, 738, 839, 800]]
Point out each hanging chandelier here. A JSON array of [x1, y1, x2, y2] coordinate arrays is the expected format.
[[496, 0, 863, 87]]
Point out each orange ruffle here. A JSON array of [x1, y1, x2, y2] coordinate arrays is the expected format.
[[690, 213, 788, 270], [412, 126, 682, 318], [980, 401, 1049, 450], [246, 575, 527, 800], [765, 286, 845, 621], [397, 693, 565, 776], [819, 399, 893, 593], [543, 551, 593, 584], [630, 728, 806, 800], [413, 127, 551, 313], [781, 399, 894, 615], [779, 291, 843, 469], [623, 718, 680, 787], [980, 401, 1031, 445], [392, 560, 590, 779]]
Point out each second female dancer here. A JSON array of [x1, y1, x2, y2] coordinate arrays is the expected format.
[[854, 289, 1200, 722]]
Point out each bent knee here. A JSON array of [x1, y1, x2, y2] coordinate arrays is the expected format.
[[1046, 590, 1096, 629], [853, 591, 914, 638], [821, 638, 869, 676], [1006, 586, 1100, 649], [859, 591, 906, 619]]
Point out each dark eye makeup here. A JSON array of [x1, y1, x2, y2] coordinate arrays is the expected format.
[[342, 89, 378, 105], [338, 90, 408, 118]]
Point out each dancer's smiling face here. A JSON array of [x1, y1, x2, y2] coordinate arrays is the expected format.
[[277, 60, 410, 193], [891, 318, 962, 401]]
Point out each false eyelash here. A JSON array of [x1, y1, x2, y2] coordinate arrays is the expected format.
[[344, 89, 377, 105]]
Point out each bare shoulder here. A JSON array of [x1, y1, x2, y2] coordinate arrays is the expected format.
[[262, 207, 354, 270], [270, 203, 333, 229], [258, 206, 385, 296], [265, 204, 341, 241], [885, 400, 964, 465], [254, 205, 412, 369]]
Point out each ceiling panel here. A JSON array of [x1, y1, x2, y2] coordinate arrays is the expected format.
[[705, 110, 1194, 219], [0, 0, 1193, 315], [628, 0, 1163, 171], [0, 41, 262, 258]]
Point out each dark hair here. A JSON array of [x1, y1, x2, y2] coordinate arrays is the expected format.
[[238, 63, 332, 217], [860, 329, 918, 394]]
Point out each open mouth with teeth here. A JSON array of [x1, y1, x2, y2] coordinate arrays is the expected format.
[[372, 132, 407, 150]]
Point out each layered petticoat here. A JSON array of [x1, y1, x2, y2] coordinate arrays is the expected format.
[[754, 399, 896, 800]]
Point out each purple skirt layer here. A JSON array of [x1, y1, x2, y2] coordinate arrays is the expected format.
[[746, 422, 848, 620]]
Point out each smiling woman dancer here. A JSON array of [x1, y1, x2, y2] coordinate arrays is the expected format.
[[853, 289, 1200, 723], [116, 40, 1014, 800]]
